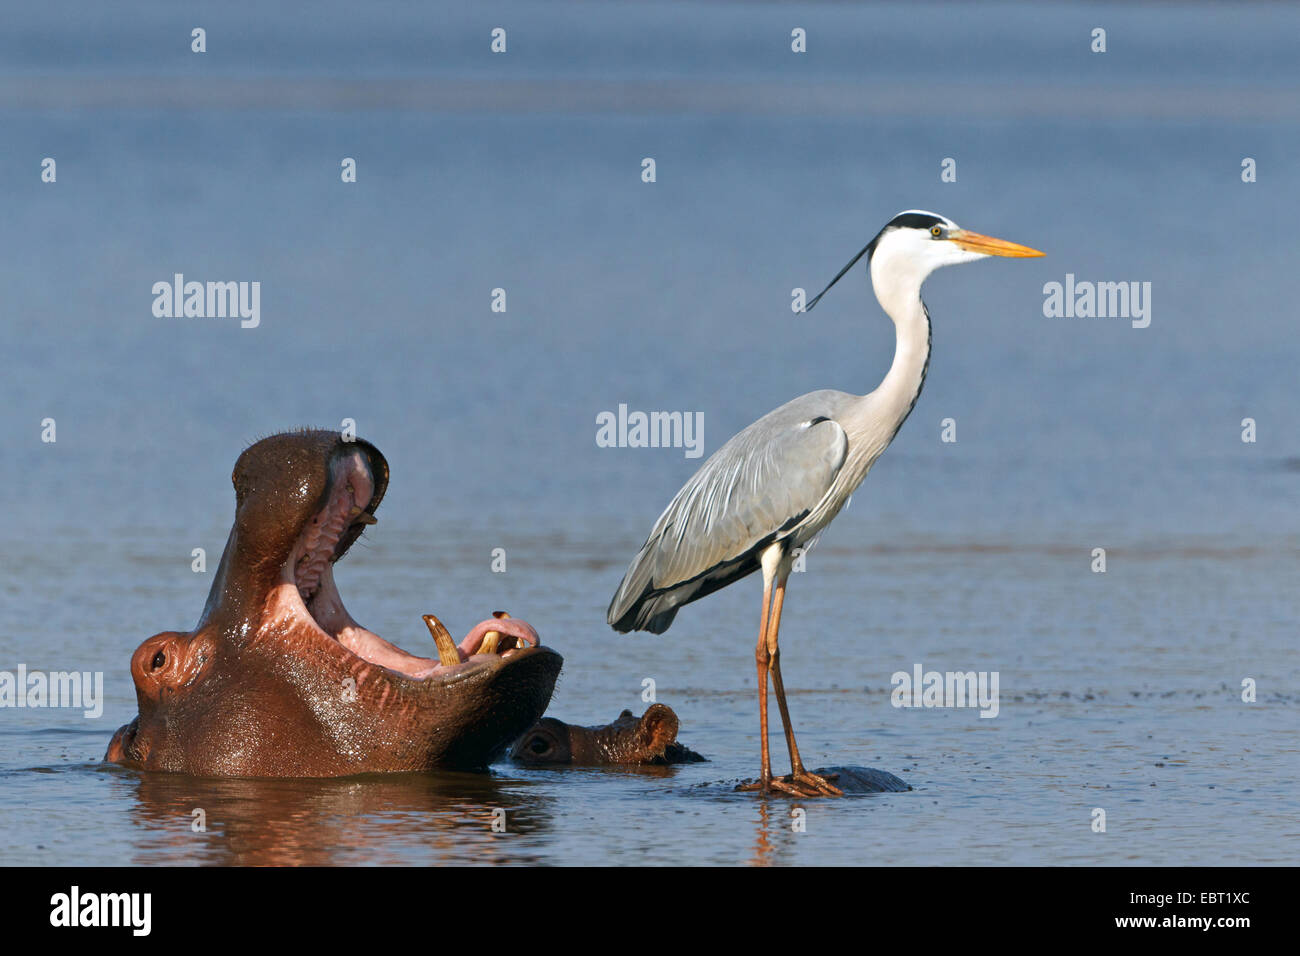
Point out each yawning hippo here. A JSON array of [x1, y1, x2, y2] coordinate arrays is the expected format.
[[510, 704, 705, 765], [106, 429, 563, 776]]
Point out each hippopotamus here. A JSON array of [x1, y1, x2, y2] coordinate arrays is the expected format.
[[105, 429, 562, 776], [510, 704, 705, 766]]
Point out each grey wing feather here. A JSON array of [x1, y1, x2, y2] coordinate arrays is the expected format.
[[607, 391, 851, 633]]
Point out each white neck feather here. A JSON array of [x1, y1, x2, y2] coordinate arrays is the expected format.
[[863, 240, 933, 432]]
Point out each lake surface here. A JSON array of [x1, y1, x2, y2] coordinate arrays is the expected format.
[[1, 0, 1296, 866]]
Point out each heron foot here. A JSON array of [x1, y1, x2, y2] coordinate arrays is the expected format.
[[777, 769, 843, 797], [736, 769, 843, 797]]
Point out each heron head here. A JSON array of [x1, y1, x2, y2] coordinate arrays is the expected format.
[[805, 209, 1043, 312], [873, 209, 1045, 269]]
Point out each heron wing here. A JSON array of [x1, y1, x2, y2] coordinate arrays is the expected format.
[[607, 391, 851, 633]]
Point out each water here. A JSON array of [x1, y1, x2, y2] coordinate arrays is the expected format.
[[1, 0, 1297, 865]]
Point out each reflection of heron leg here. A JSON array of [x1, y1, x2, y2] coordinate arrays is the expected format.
[[766, 570, 843, 797]]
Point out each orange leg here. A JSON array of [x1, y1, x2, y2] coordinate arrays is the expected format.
[[754, 573, 774, 789], [737, 549, 779, 793], [765, 573, 843, 797]]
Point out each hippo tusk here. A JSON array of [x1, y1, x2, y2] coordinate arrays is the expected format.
[[479, 610, 512, 654], [422, 614, 462, 666]]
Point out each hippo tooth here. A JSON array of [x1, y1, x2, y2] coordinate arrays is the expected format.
[[478, 631, 501, 655], [422, 614, 462, 666]]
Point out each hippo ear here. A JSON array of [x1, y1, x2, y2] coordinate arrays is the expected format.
[[635, 704, 679, 757]]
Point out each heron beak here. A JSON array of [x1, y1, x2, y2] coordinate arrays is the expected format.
[[949, 229, 1044, 258]]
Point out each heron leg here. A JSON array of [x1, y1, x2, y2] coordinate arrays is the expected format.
[[766, 575, 800, 768], [737, 546, 780, 794], [754, 570, 775, 789], [765, 572, 843, 798]]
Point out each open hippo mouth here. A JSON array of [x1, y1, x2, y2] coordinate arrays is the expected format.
[[272, 445, 545, 682], [107, 429, 562, 776]]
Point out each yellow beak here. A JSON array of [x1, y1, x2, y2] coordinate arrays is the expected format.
[[950, 229, 1045, 258]]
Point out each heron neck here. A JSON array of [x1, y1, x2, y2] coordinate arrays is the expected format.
[[870, 282, 932, 438]]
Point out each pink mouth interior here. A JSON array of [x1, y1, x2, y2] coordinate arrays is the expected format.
[[274, 449, 539, 680]]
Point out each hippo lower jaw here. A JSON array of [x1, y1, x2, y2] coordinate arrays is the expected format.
[[277, 565, 540, 686]]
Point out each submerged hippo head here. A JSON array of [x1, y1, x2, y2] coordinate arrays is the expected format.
[[510, 704, 705, 766], [106, 429, 562, 776]]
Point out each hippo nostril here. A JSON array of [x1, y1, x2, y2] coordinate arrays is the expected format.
[[150, 650, 166, 670]]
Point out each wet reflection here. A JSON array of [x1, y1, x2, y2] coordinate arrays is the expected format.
[[103, 764, 557, 865], [746, 796, 812, 867], [512, 762, 680, 784], [750, 800, 773, 866]]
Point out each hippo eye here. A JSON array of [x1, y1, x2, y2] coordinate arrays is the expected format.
[[150, 650, 166, 670], [528, 737, 550, 755]]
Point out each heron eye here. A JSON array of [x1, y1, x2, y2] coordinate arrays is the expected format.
[[930, 225, 943, 238], [150, 650, 166, 670]]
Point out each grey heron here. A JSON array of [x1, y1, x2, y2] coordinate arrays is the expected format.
[[607, 210, 1043, 796]]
